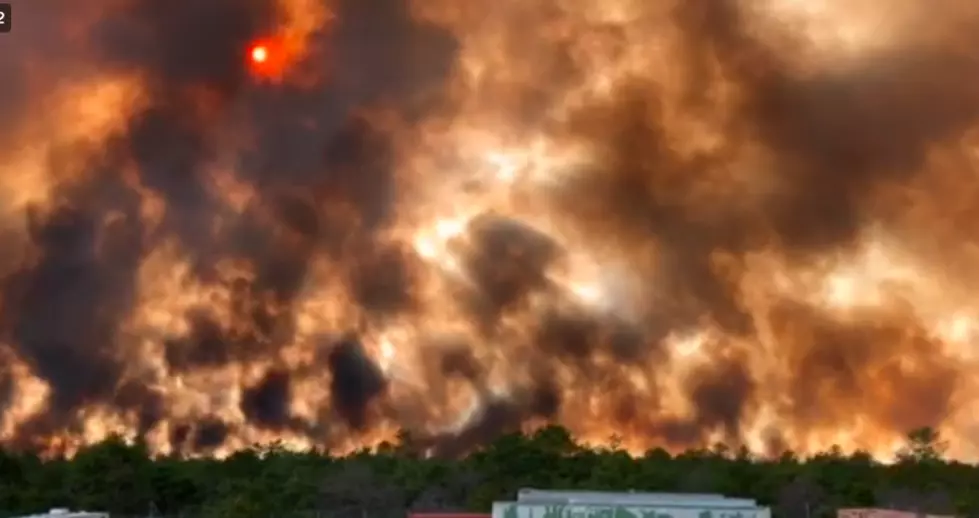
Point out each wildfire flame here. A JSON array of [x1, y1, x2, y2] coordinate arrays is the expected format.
[[2, 0, 979, 461]]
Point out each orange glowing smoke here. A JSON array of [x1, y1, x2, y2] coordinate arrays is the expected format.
[[4, 0, 979, 462], [246, 0, 335, 84]]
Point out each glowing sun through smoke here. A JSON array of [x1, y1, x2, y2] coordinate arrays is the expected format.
[[251, 45, 268, 64]]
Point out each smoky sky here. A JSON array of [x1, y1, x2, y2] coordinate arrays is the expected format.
[[0, 0, 458, 451], [1, 0, 979, 457]]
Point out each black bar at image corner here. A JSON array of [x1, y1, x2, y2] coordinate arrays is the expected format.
[[0, 3, 10, 33]]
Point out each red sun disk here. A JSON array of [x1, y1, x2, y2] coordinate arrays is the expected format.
[[246, 38, 284, 79], [250, 45, 268, 63]]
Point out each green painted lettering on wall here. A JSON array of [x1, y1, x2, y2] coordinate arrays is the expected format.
[[497, 502, 758, 518]]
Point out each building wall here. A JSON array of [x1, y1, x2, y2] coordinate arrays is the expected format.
[[493, 501, 771, 518]]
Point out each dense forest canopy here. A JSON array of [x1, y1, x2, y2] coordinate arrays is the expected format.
[[0, 426, 974, 518]]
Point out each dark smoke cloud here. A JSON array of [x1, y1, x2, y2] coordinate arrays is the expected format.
[[769, 301, 958, 435], [395, 0, 979, 451], [326, 338, 387, 430], [95, 0, 275, 93], [347, 240, 420, 317], [241, 369, 293, 429], [0, 1, 106, 140], [3, 176, 145, 414], [420, 387, 562, 458], [458, 215, 560, 330], [0, 0, 457, 449], [672, 0, 979, 251]]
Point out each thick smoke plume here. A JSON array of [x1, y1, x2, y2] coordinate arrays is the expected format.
[[3, 0, 979, 459]]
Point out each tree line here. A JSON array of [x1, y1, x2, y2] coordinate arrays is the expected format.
[[0, 426, 974, 518]]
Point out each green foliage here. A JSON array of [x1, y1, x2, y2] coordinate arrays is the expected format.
[[896, 426, 948, 464], [0, 426, 973, 518]]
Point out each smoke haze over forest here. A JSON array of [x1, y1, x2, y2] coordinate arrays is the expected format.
[[3, 0, 979, 459]]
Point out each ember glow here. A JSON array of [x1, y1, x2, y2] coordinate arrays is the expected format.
[[3, 0, 979, 460]]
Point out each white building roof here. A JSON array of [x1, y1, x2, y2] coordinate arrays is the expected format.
[[516, 489, 758, 507], [12, 508, 108, 518]]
